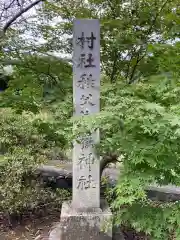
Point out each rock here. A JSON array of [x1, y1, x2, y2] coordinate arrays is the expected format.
[[35, 163, 180, 203], [49, 223, 63, 240]]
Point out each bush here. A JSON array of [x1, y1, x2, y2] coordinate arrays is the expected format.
[[0, 108, 70, 215]]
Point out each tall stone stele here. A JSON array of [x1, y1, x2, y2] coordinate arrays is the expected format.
[[59, 19, 113, 240]]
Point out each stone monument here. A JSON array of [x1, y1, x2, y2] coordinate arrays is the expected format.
[[72, 19, 101, 210], [57, 19, 113, 240]]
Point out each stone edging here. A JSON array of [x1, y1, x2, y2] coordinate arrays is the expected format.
[[36, 165, 180, 202]]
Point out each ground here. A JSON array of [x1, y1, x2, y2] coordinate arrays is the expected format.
[[0, 210, 149, 240], [0, 210, 61, 240]]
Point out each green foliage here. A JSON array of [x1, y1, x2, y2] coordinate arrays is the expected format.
[[0, 108, 70, 214], [0, 9, 73, 215], [0, 55, 72, 113], [91, 76, 180, 239], [0, 0, 180, 238], [38, 1, 180, 237], [39, 0, 179, 82]]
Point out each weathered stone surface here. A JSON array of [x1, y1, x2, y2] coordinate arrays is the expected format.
[[72, 19, 101, 210], [146, 185, 180, 202], [49, 224, 124, 240], [59, 199, 113, 240], [49, 223, 63, 240]]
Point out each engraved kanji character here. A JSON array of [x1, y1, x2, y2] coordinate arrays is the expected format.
[[78, 152, 95, 171], [76, 73, 95, 89], [77, 175, 96, 190], [80, 108, 90, 115], [76, 32, 96, 49], [77, 53, 96, 68], [79, 134, 94, 149], [80, 94, 95, 106]]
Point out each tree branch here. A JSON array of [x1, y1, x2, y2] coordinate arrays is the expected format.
[[110, 51, 118, 83], [100, 154, 119, 177], [2, 0, 44, 34], [128, 0, 169, 83], [124, 47, 137, 81]]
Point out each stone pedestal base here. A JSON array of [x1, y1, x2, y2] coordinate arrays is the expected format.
[[58, 199, 112, 240]]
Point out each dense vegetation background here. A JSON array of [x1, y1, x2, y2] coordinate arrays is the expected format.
[[0, 0, 180, 239]]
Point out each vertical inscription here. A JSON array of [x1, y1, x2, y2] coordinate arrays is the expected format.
[[73, 19, 100, 209]]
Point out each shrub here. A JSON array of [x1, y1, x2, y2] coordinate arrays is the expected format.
[[0, 108, 70, 215]]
